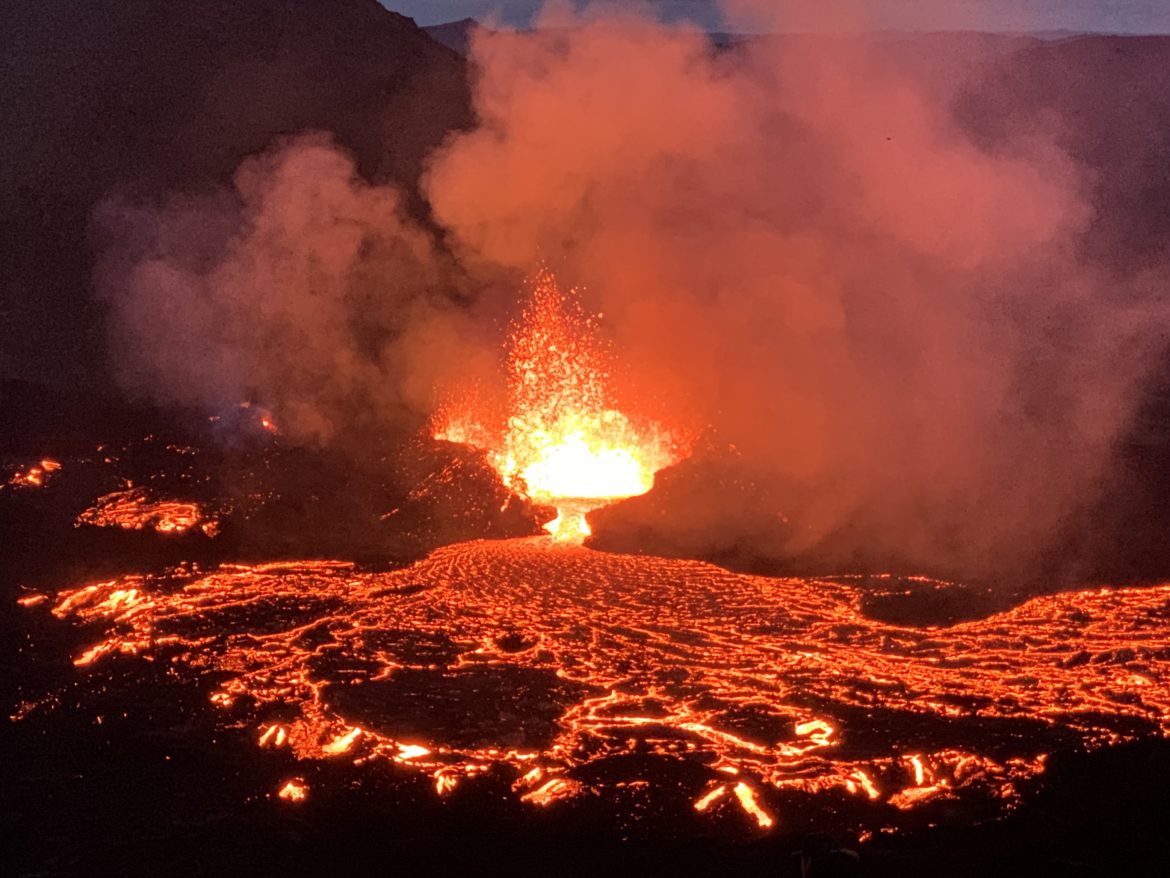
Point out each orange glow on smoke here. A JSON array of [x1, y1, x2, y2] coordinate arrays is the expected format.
[[434, 269, 683, 539]]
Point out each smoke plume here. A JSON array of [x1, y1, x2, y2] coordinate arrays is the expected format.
[[96, 2, 1170, 578], [94, 133, 495, 444]]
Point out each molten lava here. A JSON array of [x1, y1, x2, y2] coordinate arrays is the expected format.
[[4, 458, 61, 489], [76, 487, 218, 536], [277, 779, 308, 802], [25, 538, 1170, 837], [435, 270, 683, 538]]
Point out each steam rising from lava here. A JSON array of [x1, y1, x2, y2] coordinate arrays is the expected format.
[[95, 1, 1170, 577]]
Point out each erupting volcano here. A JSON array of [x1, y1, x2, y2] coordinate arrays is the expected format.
[[8, 265, 1170, 864], [8, 0, 1170, 873], [434, 270, 684, 539]]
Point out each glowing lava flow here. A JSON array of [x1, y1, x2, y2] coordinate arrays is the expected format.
[[26, 539, 1170, 836], [434, 270, 683, 539], [75, 488, 218, 536], [4, 458, 61, 489]]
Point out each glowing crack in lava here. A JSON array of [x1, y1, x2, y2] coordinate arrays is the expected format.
[[434, 270, 683, 539], [25, 540, 1170, 835]]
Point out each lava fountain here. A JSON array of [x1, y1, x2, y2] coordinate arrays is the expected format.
[[434, 270, 684, 539]]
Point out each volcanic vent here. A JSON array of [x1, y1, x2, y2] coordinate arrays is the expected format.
[[434, 269, 686, 539]]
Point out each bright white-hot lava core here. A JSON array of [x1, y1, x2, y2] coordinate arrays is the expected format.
[[434, 270, 683, 539]]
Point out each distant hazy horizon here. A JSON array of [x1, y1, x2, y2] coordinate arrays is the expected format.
[[383, 1, 1170, 34]]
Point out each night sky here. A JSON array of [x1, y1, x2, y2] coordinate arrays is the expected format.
[[384, 0, 1170, 33]]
